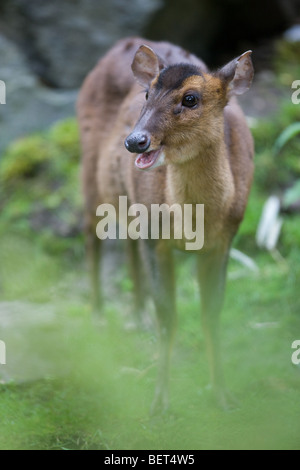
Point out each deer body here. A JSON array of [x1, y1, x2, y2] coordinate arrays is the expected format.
[[77, 37, 254, 413]]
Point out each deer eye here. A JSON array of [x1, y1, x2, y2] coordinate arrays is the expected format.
[[145, 91, 149, 100], [182, 94, 198, 108]]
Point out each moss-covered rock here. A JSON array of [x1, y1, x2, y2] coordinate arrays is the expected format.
[[0, 118, 83, 253]]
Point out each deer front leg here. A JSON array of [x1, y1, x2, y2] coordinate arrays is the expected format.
[[197, 248, 237, 410], [141, 239, 176, 415], [127, 238, 147, 323], [84, 215, 102, 314]]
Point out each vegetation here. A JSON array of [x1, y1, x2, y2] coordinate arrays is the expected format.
[[0, 66, 300, 449], [0, 119, 83, 255]]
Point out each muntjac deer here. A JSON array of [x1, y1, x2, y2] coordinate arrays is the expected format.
[[77, 37, 254, 414]]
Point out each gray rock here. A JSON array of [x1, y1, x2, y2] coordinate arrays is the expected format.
[[0, 0, 162, 89], [0, 34, 77, 154], [0, 0, 163, 152], [284, 25, 300, 42], [0, 300, 61, 383]]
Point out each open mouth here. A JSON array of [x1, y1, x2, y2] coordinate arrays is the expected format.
[[135, 148, 163, 170]]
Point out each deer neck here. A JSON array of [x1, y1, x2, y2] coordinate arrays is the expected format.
[[165, 135, 235, 215]]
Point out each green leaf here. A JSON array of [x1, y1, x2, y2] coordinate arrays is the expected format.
[[273, 122, 300, 155], [283, 179, 300, 208]]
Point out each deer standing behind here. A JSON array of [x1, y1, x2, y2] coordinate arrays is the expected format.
[[77, 37, 254, 414]]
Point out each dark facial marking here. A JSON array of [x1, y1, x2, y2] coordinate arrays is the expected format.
[[154, 64, 202, 93]]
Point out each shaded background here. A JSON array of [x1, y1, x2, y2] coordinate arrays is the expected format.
[[0, 0, 300, 151]]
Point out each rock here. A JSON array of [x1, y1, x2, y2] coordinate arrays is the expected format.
[[0, 301, 60, 383], [145, 0, 300, 68], [0, 0, 162, 89], [0, 34, 77, 154], [0, 0, 162, 151], [284, 25, 300, 42]]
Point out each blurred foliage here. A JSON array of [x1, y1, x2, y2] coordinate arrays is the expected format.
[[273, 122, 300, 157], [284, 180, 300, 208], [0, 119, 79, 183], [235, 96, 300, 255], [274, 39, 300, 88], [273, 123, 300, 208], [262, 38, 300, 196], [0, 119, 83, 255], [245, 40, 300, 254], [251, 100, 300, 191]]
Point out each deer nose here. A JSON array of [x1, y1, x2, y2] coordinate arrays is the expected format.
[[125, 132, 151, 154]]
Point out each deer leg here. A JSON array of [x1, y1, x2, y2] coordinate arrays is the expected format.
[[197, 248, 237, 410], [85, 216, 102, 314], [141, 240, 176, 415], [127, 238, 147, 322]]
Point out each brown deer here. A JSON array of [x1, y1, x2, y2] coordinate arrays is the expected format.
[[77, 37, 254, 414]]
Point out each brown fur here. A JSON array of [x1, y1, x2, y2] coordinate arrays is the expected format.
[[77, 37, 254, 414]]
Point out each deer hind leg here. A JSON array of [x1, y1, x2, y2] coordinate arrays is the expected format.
[[197, 248, 238, 410]]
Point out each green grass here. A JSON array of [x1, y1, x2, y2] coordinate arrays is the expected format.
[[0, 231, 299, 450]]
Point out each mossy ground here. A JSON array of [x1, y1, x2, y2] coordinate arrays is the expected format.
[[0, 233, 299, 450]]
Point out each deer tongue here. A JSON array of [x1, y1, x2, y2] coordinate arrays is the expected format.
[[135, 149, 160, 170]]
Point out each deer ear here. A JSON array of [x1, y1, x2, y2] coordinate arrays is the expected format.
[[219, 51, 254, 97], [132, 45, 165, 88]]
